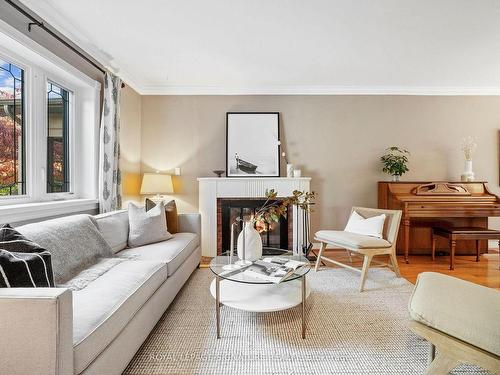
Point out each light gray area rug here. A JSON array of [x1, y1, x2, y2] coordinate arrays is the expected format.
[[124, 268, 488, 375]]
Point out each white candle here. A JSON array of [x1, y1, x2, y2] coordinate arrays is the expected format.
[[230, 222, 234, 263]]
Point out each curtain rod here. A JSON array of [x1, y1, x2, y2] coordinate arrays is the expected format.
[[5, 0, 125, 87]]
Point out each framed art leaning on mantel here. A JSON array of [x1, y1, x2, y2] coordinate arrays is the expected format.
[[226, 112, 281, 177]]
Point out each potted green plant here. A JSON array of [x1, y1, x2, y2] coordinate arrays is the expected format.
[[380, 146, 410, 181]]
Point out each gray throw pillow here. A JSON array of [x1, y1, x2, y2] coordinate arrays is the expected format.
[[128, 202, 172, 247], [17, 215, 114, 284]]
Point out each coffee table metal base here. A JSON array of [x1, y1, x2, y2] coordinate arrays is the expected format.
[[210, 275, 310, 339]]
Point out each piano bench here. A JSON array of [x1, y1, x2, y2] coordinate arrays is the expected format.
[[431, 226, 500, 270]]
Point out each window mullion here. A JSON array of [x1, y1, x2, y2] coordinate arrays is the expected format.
[[33, 68, 47, 201]]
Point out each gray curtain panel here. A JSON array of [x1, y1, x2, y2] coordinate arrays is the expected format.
[[98, 72, 123, 213]]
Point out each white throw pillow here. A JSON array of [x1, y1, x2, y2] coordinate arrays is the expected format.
[[128, 202, 172, 247], [344, 211, 386, 238]]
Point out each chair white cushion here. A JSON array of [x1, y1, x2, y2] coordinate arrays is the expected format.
[[315, 230, 391, 249], [92, 210, 129, 253], [128, 202, 172, 247], [409, 272, 500, 356], [117, 232, 199, 276], [344, 210, 386, 238], [72, 260, 168, 374]]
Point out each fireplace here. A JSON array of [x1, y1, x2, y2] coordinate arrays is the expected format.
[[198, 177, 311, 257], [217, 198, 292, 255]]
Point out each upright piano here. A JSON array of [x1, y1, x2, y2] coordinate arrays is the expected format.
[[378, 181, 500, 262]]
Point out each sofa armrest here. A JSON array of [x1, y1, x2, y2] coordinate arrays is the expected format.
[[178, 213, 201, 238], [0, 288, 73, 375]]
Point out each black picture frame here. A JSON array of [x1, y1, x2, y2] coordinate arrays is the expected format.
[[226, 112, 281, 178]]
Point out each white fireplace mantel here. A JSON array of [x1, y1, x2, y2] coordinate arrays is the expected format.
[[198, 177, 311, 257]]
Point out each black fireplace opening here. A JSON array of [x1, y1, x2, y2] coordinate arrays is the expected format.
[[220, 199, 289, 253]]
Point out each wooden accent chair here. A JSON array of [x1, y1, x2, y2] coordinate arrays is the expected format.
[[409, 272, 500, 374], [314, 207, 402, 292]]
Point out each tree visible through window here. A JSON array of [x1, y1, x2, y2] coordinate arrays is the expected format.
[[47, 82, 70, 193], [0, 58, 25, 196]]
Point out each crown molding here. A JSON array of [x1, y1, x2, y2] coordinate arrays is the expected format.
[[137, 85, 500, 96]]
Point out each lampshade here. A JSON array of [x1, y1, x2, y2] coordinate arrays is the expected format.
[[140, 173, 174, 194]]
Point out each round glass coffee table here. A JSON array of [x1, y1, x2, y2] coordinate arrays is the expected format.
[[209, 247, 310, 339]]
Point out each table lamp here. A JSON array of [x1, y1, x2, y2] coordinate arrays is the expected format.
[[140, 172, 174, 202]]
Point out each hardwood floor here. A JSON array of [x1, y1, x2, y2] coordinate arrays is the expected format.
[[200, 250, 500, 289], [312, 249, 499, 289]]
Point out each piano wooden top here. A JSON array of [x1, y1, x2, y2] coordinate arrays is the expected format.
[[378, 181, 500, 217]]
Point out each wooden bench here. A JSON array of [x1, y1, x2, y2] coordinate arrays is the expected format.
[[431, 226, 500, 270]]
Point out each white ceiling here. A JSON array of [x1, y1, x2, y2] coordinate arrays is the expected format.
[[20, 0, 500, 95]]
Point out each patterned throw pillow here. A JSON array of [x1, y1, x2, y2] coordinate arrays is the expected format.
[[0, 224, 55, 287]]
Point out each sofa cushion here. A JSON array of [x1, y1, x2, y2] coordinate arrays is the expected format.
[[117, 232, 199, 276], [17, 215, 113, 284], [92, 210, 129, 253], [315, 230, 391, 249], [409, 272, 500, 356], [58, 258, 126, 291], [72, 260, 168, 374]]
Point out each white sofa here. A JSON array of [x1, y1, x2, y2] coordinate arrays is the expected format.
[[0, 210, 201, 375]]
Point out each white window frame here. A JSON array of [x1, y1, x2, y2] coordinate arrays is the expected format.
[[0, 49, 33, 203], [0, 20, 101, 221]]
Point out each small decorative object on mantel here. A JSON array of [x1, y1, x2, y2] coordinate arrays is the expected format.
[[286, 160, 293, 178], [380, 146, 410, 182], [213, 170, 225, 178], [461, 136, 477, 182], [281, 149, 294, 177]]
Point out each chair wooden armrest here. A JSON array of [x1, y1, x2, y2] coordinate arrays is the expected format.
[[409, 321, 500, 374]]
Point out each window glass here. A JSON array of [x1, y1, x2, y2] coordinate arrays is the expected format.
[[0, 58, 25, 196], [47, 81, 70, 193]]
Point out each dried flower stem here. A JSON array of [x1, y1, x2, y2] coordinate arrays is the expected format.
[[461, 136, 477, 161]]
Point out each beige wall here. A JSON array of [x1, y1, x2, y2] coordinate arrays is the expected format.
[[139, 95, 500, 233], [120, 86, 142, 205]]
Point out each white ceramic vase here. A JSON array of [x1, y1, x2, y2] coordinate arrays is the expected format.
[[461, 159, 475, 182], [237, 221, 263, 262], [286, 164, 294, 177]]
